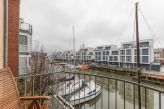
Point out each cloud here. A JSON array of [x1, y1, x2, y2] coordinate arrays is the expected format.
[[20, 0, 164, 53]]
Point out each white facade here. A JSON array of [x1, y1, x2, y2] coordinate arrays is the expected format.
[[94, 39, 154, 69], [94, 45, 117, 62], [76, 47, 95, 62], [120, 39, 154, 65], [63, 50, 74, 61], [54, 39, 154, 69], [19, 18, 32, 75]]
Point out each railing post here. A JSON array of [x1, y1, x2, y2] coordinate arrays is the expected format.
[[108, 78, 110, 109], [124, 81, 125, 109], [115, 80, 117, 109], [25, 77, 27, 109], [133, 84, 135, 109], [145, 88, 147, 109], [159, 92, 161, 109], [32, 77, 34, 96]]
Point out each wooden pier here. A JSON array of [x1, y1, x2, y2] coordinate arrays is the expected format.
[[89, 65, 164, 85]]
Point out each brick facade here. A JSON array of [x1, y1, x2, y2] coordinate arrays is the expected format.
[[8, 0, 20, 76]]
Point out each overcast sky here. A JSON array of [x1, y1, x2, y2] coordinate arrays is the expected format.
[[20, 0, 164, 52]]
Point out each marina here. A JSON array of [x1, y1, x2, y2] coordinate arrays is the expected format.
[[73, 70, 164, 109]]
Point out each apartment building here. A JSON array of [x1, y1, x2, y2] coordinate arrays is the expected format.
[[119, 39, 154, 69], [19, 18, 32, 75], [94, 45, 117, 65], [109, 49, 120, 66], [55, 52, 64, 61], [94, 39, 154, 69], [154, 48, 164, 64], [76, 47, 95, 64], [54, 39, 155, 70], [63, 50, 74, 62]]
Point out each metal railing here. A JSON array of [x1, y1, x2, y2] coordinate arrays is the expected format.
[[15, 71, 164, 109]]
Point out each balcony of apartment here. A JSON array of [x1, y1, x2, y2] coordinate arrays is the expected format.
[[19, 18, 32, 35], [14, 67, 164, 109]]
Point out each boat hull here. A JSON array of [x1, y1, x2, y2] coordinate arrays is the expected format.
[[69, 89, 101, 105]]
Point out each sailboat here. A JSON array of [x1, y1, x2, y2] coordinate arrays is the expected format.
[[69, 80, 101, 105], [58, 79, 85, 96]]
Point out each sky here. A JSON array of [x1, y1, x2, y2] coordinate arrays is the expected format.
[[20, 0, 164, 52]]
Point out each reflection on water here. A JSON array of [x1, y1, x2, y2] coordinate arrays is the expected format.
[[74, 70, 164, 109]]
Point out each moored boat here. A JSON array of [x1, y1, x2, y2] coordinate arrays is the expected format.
[[58, 79, 85, 96], [79, 65, 90, 71], [69, 80, 101, 105]]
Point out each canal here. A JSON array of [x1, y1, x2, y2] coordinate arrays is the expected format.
[[74, 70, 164, 109]]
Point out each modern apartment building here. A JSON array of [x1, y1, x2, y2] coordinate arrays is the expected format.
[[19, 18, 32, 75], [119, 39, 154, 69], [94, 39, 154, 69], [54, 39, 155, 70], [63, 50, 74, 63], [76, 47, 95, 64], [94, 45, 117, 65], [154, 48, 164, 63], [109, 49, 120, 66]]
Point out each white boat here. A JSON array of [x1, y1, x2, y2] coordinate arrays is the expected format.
[[69, 81, 101, 105], [58, 79, 85, 96], [74, 65, 81, 69]]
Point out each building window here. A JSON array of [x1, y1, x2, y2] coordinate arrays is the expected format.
[[120, 56, 125, 62], [89, 52, 93, 55], [105, 47, 111, 50], [19, 57, 27, 67], [142, 56, 149, 63], [106, 51, 109, 55], [114, 56, 118, 61], [142, 49, 149, 55], [109, 56, 113, 61], [120, 50, 125, 55], [19, 35, 27, 45], [126, 56, 131, 62], [140, 42, 149, 47], [98, 56, 101, 60], [103, 56, 106, 60], [134, 56, 137, 62], [103, 51, 105, 55], [123, 44, 132, 48], [106, 56, 108, 60], [112, 51, 118, 55], [19, 45, 28, 52], [126, 49, 131, 55]]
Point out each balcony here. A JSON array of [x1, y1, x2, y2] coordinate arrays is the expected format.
[[15, 68, 164, 109]]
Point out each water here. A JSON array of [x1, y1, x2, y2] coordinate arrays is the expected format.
[[74, 70, 164, 109]]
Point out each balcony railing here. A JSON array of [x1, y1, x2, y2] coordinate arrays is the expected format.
[[15, 71, 164, 109]]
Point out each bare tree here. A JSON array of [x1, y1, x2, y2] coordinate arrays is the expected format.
[[30, 41, 63, 105]]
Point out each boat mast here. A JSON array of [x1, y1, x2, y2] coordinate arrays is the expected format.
[[73, 26, 75, 66], [135, 2, 141, 109]]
